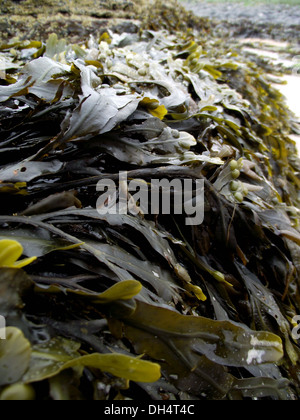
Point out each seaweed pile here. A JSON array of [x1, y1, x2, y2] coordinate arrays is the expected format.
[[0, 4, 300, 400]]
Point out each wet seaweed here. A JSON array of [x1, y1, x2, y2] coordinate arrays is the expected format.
[[0, 1, 299, 401]]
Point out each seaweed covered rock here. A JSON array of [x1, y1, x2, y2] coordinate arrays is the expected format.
[[0, 0, 141, 42], [0, 0, 211, 43], [0, 1, 300, 401]]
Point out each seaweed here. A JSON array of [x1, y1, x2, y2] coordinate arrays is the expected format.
[[0, 4, 299, 401]]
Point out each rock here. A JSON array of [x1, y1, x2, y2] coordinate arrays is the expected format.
[[0, 0, 144, 43]]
